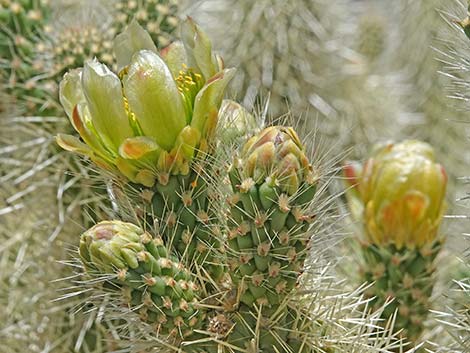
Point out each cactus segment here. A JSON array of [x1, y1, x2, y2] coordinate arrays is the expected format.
[[344, 140, 447, 345], [79, 220, 205, 340], [226, 126, 318, 309]]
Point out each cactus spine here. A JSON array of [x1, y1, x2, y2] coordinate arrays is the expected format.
[[392, 0, 470, 211], [435, 3, 470, 351]]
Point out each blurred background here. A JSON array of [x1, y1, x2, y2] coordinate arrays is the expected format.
[[0, 0, 469, 352]]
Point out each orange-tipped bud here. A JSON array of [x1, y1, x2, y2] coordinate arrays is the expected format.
[[345, 140, 447, 249]]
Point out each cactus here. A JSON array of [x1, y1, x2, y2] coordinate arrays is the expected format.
[[191, 0, 349, 117], [226, 126, 317, 309], [57, 19, 235, 285], [112, 0, 180, 49], [1, 0, 182, 117], [1, 0, 468, 351], [72, 137, 398, 352], [191, 0, 412, 161], [439, 269, 470, 352], [35, 3, 116, 78], [0, 0, 60, 115], [31, 0, 182, 108], [0, 10, 184, 351], [78, 220, 328, 352], [0, 110, 121, 352], [432, 2, 470, 351], [53, 18, 407, 353], [344, 140, 447, 347], [79, 221, 205, 341]]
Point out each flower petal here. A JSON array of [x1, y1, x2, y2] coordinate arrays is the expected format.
[[113, 20, 158, 72], [123, 50, 186, 151], [116, 157, 140, 182], [191, 68, 236, 136], [82, 60, 133, 149], [119, 136, 161, 160], [180, 17, 218, 80], [174, 126, 201, 160], [160, 41, 187, 78], [56, 133, 115, 171], [59, 68, 85, 126], [56, 133, 93, 155], [72, 103, 116, 163]]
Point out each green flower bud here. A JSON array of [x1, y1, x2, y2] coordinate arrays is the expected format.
[[217, 99, 257, 143], [239, 126, 312, 195]]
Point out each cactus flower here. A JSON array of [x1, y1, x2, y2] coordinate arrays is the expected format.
[[217, 99, 257, 143], [57, 19, 235, 187], [344, 140, 447, 249]]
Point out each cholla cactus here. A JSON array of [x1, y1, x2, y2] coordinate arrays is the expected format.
[[0, 0, 51, 71], [344, 140, 447, 346], [113, 0, 180, 48], [79, 221, 205, 342], [35, 3, 117, 77], [1, 0, 182, 117], [191, 0, 349, 117], [226, 126, 317, 309], [56, 18, 403, 353], [434, 257, 470, 351], [73, 132, 395, 352], [190, 0, 411, 161], [432, 2, 470, 351], [0, 0, 60, 115], [390, 0, 470, 213], [0, 111, 118, 352], [57, 19, 235, 284]]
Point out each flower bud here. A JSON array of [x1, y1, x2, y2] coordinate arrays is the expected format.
[[345, 140, 447, 249], [240, 126, 312, 195]]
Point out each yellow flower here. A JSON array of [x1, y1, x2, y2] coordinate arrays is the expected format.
[[57, 19, 235, 187]]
